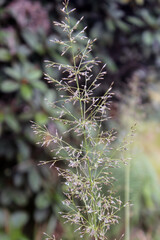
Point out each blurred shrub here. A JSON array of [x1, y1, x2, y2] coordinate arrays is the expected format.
[[0, 0, 64, 239], [111, 122, 160, 240], [109, 73, 160, 240], [70, 0, 160, 93]]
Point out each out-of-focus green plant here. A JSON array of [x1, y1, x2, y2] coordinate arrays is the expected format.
[[72, 0, 160, 95], [0, 209, 30, 240], [109, 73, 160, 240], [0, 0, 66, 239]]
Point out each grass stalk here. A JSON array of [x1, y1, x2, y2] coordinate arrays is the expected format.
[[32, 1, 131, 239], [125, 158, 130, 240]]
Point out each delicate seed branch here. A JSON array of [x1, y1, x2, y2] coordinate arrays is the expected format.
[[33, 1, 132, 239]]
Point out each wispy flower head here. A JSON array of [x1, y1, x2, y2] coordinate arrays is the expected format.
[[33, 1, 129, 239]]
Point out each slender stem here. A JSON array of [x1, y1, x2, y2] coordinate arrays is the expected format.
[[125, 159, 130, 240], [66, 8, 95, 229], [65, 8, 99, 237]]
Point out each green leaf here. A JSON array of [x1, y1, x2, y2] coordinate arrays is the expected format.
[[35, 112, 48, 125], [35, 192, 50, 209], [22, 30, 44, 54], [30, 80, 47, 92], [16, 139, 30, 161], [105, 19, 115, 32], [0, 48, 11, 62], [17, 45, 31, 59], [12, 191, 28, 206], [10, 211, 29, 228], [5, 114, 20, 133], [4, 65, 22, 81], [28, 168, 41, 192], [140, 9, 156, 26], [116, 20, 130, 32], [142, 31, 153, 46], [20, 84, 33, 101], [27, 69, 42, 81], [104, 55, 118, 73], [1, 80, 19, 93], [127, 16, 144, 27]]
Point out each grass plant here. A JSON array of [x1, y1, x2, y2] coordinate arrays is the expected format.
[[32, 1, 131, 239]]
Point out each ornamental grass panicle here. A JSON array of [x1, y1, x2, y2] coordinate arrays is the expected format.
[[32, 1, 130, 239]]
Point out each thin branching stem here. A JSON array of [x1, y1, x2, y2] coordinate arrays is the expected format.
[[33, 2, 132, 240]]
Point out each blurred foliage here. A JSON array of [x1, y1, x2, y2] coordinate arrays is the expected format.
[[110, 131, 160, 240], [0, 0, 64, 239], [1, 0, 160, 239], [109, 74, 160, 240], [71, 0, 160, 92]]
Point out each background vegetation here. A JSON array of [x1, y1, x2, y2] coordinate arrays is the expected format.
[[0, 0, 160, 239]]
